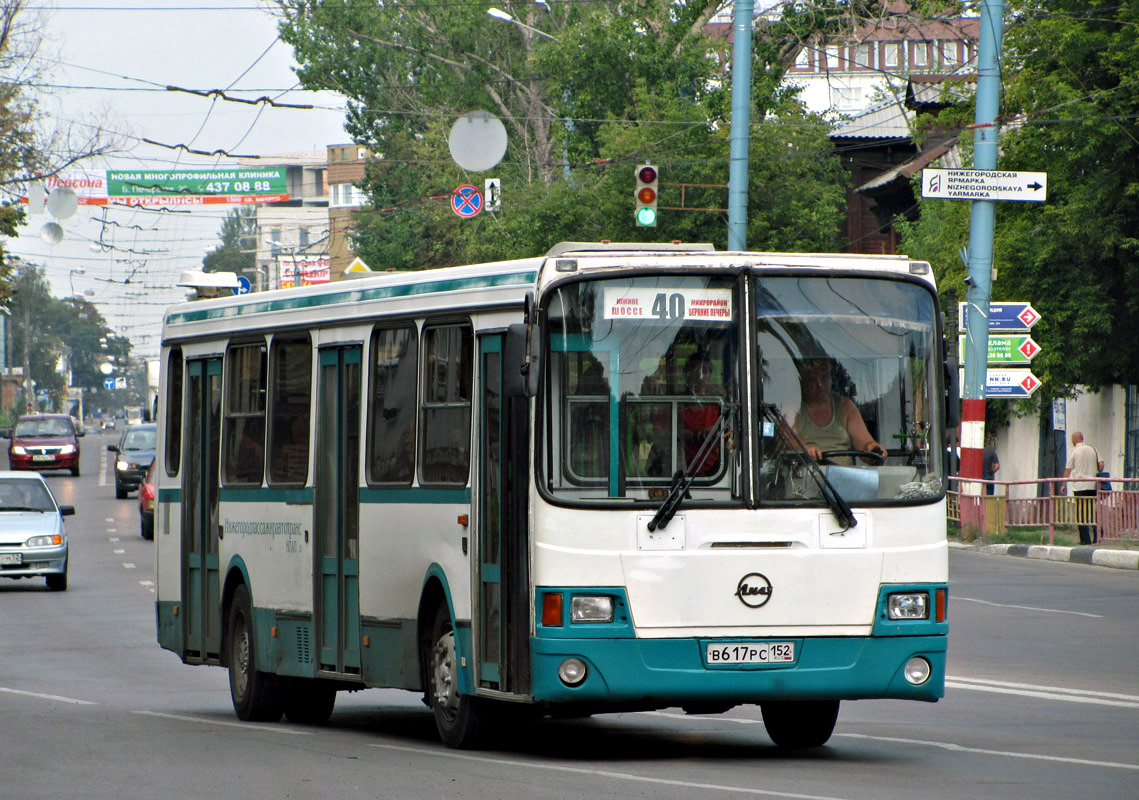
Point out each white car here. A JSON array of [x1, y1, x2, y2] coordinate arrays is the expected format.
[[0, 471, 75, 591]]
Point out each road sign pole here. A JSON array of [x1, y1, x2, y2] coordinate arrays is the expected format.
[[960, 0, 1006, 513]]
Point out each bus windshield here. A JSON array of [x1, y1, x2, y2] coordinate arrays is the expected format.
[[544, 275, 741, 503], [757, 275, 944, 505]]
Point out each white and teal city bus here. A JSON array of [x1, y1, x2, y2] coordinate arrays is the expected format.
[[154, 242, 955, 749]]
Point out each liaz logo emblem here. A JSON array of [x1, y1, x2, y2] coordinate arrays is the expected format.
[[736, 573, 772, 608]]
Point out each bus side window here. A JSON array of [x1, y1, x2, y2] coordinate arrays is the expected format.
[[267, 336, 312, 486], [420, 323, 472, 485], [222, 342, 267, 486], [165, 347, 183, 476], [368, 324, 418, 484]]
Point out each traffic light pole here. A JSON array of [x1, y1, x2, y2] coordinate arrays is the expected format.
[[726, 0, 754, 251], [960, 0, 1006, 503]]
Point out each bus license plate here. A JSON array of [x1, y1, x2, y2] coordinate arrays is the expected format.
[[0, 553, 22, 565], [706, 641, 795, 665]]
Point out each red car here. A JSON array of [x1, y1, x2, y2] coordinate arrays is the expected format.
[[6, 415, 83, 476], [139, 461, 156, 540]]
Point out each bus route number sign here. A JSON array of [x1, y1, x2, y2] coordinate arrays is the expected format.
[[603, 288, 733, 321], [706, 641, 795, 665]]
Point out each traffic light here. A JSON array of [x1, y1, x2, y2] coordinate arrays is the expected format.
[[634, 164, 658, 227]]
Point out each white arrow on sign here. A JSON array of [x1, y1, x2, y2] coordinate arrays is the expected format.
[[923, 169, 1047, 202]]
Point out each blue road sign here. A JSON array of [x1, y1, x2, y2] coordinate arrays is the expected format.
[[103, 378, 115, 390], [985, 368, 1041, 398], [451, 185, 483, 218], [958, 301, 1042, 332], [236, 275, 252, 294]]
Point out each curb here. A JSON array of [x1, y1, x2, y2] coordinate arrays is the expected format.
[[957, 541, 1139, 571]]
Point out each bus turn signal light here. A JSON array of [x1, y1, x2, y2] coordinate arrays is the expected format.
[[542, 593, 564, 626]]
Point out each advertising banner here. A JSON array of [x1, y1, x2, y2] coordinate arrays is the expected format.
[[106, 168, 289, 205], [280, 255, 331, 288]]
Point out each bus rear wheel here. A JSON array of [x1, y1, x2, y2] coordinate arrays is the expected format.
[[426, 604, 485, 749], [227, 585, 283, 722], [760, 700, 839, 749]]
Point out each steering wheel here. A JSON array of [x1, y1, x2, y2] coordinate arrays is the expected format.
[[820, 449, 886, 466]]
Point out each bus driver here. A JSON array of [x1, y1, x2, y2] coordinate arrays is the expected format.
[[793, 357, 886, 465]]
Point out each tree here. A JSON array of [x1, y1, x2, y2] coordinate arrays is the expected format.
[[900, 0, 1139, 404], [203, 207, 256, 274], [4, 260, 126, 415], [272, 1, 920, 267], [0, 0, 122, 304]]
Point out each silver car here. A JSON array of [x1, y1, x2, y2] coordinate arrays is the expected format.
[[0, 471, 74, 591]]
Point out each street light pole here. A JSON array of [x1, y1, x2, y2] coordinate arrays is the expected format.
[[487, 7, 557, 40]]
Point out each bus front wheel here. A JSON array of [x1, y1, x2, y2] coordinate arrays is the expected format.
[[426, 604, 484, 749], [760, 700, 839, 748], [227, 585, 283, 722]]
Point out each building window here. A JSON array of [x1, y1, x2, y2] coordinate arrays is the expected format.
[[794, 48, 810, 70], [853, 43, 871, 70], [883, 42, 901, 69], [824, 45, 841, 72], [913, 42, 930, 68], [942, 41, 960, 69], [832, 86, 863, 110]]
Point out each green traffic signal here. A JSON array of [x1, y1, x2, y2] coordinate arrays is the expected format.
[[635, 206, 658, 226]]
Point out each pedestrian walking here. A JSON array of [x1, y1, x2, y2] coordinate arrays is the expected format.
[[1063, 431, 1104, 545], [982, 438, 1000, 495]]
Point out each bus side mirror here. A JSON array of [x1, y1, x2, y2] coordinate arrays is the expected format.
[[506, 323, 541, 398], [944, 355, 960, 428]]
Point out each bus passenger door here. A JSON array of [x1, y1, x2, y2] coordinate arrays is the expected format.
[[476, 332, 531, 695], [183, 358, 222, 661], [315, 346, 362, 675]]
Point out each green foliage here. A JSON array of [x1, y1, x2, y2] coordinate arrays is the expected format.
[[277, 1, 853, 267], [6, 262, 127, 411], [901, 0, 1139, 402]]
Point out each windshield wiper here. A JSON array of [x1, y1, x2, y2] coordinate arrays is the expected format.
[[761, 403, 857, 531], [647, 404, 735, 532]]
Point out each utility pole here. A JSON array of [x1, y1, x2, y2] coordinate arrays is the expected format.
[[726, 0, 754, 251], [960, 0, 1006, 506], [23, 304, 33, 412]]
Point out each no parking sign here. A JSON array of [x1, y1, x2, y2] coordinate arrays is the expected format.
[[451, 185, 483, 218]]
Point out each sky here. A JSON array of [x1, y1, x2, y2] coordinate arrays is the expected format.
[[7, 0, 350, 358]]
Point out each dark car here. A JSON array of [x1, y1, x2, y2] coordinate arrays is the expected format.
[[139, 461, 155, 540], [108, 423, 156, 499], [5, 414, 83, 476]]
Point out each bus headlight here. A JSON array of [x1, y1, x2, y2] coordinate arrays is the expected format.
[[557, 658, 588, 686], [904, 657, 932, 685], [570, 595, 614, 623], [888, 592, 929, 620]]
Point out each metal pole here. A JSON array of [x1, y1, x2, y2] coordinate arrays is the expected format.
[[960, 0, 1006, 511], [726, 0, 754, 251]]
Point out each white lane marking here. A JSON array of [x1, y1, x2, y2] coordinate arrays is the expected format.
[[370, 743, 854, 800], [836, 733, 1139, 772], [0, 687, 97, 705], [946, 680, 1139, 709], [104, 518, 114, 523], [113, 549, 125, 554], [131, 710, 311, 735], [955, 595, 1103, 618], [949, 677, 1139, 703], [122, 563, 136, 569], [138, 580, 155, 587], [650, 711, 1139, 771], [108, 537, 120, 542]]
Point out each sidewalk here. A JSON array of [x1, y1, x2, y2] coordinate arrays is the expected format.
[[950, 540, 1139, 571]]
